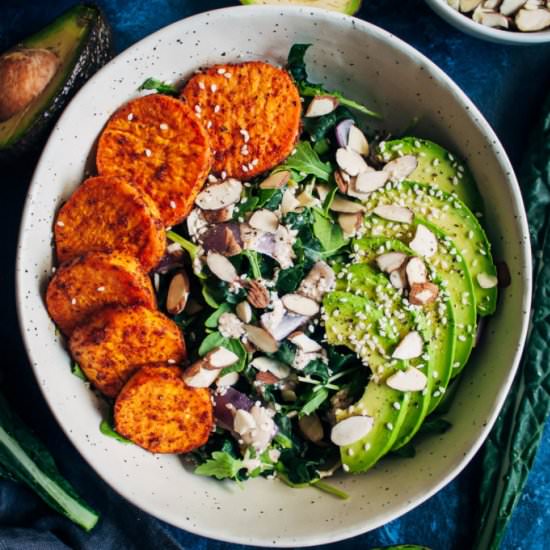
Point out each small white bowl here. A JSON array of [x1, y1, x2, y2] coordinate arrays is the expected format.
[[425, 0, 550, 44], [16, 5, 532, 546]]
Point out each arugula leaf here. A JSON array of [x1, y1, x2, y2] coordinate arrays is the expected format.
[[198, 332, 248, 375], [312, 209, 347, 253], [275, 141, 331, 182], [195, 451, 244, 481], [300, 387, 330, 417], [138, 77, 178, 96], [287, 44, 380, 119], [71, 361, 87, 381], [99, 420, 131, 444], [204, 303, 232, 329]]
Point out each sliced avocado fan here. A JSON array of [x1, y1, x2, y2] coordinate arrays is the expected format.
[[365, 180, 498, 316]]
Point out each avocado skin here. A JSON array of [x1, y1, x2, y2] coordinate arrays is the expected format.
[[0, 5, 113, 162]]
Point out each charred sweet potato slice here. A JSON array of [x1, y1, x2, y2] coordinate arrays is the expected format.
[[96, 94, 212, 226], [181, 61, 301, 180], [69, 305, 185, 397], [55, 175, 165, 272], [114, 365, 213, 454], [46, 251, 156, 335]]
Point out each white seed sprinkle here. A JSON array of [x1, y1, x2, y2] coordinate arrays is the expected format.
[[71, 298, 77, 305], [242, 165, 249, 173], [224, 72, 232, 79], [170, 200, 176, 209], [56, 221, 65, 227], [206, 120, 212, 129], [144, 149, 152, 157], [217, 68, 226, 74], [159, 123, 168, 131], [240, 128, 250, 142], [96, 286, 105, 292], [198, 81, 205, 90], [210, 84, 217, 92], [221, 170, 227, 179], [194, 105, 202, 114], [167, 359, 176, 364], [127, 113, 134, 121], [214, 104, 221, 113]]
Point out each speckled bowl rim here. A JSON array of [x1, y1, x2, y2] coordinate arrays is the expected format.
[[425, 0, 550, 45], [16, 5, 532, 546]]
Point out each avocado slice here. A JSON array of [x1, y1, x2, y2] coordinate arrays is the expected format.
[[376, 137, 483, 214], [365, 180, 498, 316], [362, 214, 476, 379], [0, 4, 112, 158], [353, 237, 456, 420], [240, 0, 362, 16]]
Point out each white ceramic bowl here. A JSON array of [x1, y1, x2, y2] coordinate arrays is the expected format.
[[16, 5, 532, 547], [425, 0, 550, 45]]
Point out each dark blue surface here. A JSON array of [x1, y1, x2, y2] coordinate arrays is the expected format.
[[0, 1, 549, 549]]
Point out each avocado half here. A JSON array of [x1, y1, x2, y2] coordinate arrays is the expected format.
[[240, 0, 362, 16], [0, 4, 112, 160]]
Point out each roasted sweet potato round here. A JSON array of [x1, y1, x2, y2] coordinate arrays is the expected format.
[[181, 61, 301, 180], [69, 305, 185, 398], [46, 251, 156, 335], [114, 365, 213, 454], [55, 176, 165, 272], [96, 94, 212, 226]]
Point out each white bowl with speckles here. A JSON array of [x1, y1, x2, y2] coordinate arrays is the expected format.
[[16, 5, 532, 547], [425, 0, 550, 45]]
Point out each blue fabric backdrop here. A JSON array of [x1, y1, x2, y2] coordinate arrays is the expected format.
[[0, 1, 549, 548]]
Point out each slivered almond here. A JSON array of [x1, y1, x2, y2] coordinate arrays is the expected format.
[[477, 272, 498, 289], [206, 252, 238, 282], [405, 257, 428, 285], [249, 209, 279, 233], [355, 170, 389, 193], [195, 178, 242, 210], [392, 331, 424, 360], [205, 346, 239, 369], [338, 212, 363, 237], [409, 282, 439, 305], [383, 154, 418, 181], [347, 126, 369, 156], [202, 207, 233, 224], [282, 294, 320, 316], [305, 95, 339, 117], [256, 371, 280, 385], [217, 371, 239, 387], [166, 271, 190, 315], [460, 0, 482, 11], [336, 147, 369, 176], [409, 225, 438, 258], [373, 205, 414, 224], [330, 196, 365, 214], [183, 360, 220, 388], [386, 367, 427, 392], [288, 331, 322, 352], [334, 170, 348, 194], [330, 415, 374, 446], [250, 356, 290, 379], [259, 170, 290, 190], [281, 188, 300, 215], [236, 301, 252, 323], [499, 0, 526, 15], [390, 268, 408, 290], [515, 8, 550, 30], [376, 252, 408, 273], [479, 11, 510, 27], [244, 324, 279, 353]]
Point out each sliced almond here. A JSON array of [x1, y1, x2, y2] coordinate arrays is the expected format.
[[305, 95, 339, 117], [316, 184, 330, 203], [405, 257, 428, 285], [281, 188, 301, 215], [260, 170, 290, 190], [206, 252, 238, 282], [483, 0, 501, 8], [216, 371, 239, 387], [250, 356, 290, 379], [386, 367, 427, 392], [269, 313, 309, 341], [409, 282, 440, 306], [336, 147, 369, 176], [460, 0, 482, 11], [390, 268, 408, 290], [299, 413, 324, 443], [383, 154, 418, 181], [330, 415, 374, 446], [183, 360, 220, 388], [477, 272, 498, 289], [236, 300, 253, 323], [288, 331, 322, 352], [355, 170, 389, 193], [376, 252, 408, 273], [392, 331, 424, 360], [244, 324, 279, 353], [195, 178, 242, 210], [346, 177, 374, 201], [298, 261, 336, 302], [249, 209, 279, 233], [166, 270, 190, 315], [373, 205, 414, 224], [200, 223, 242, 256], [296, 190, 321, 208], [206, 346, 240, 369], [347, 126, 369, 156], [479, 11, 510, 26], [334, 170, 348, 194], [202, 207, 233, 224], [338, 212, 363, 237], [282, 294, 320, 316], [330, 196, 365, 214], [499, 0, 526, 15], [409, 225, 438, 258], [515, 7, 550, 29]]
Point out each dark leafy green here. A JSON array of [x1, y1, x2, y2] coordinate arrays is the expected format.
[[71, 361, 87, 381], [0, 394, 99, 530], [275, 141, 331, 182], [312, 209, 347, 253], [474, 93, 550, 550], [138, 77, 178, 96], [198, 331, 248, 375], [276, 264, 307, 294], [303, 359, 331, 385], [300, 387, 330, 417], [99, 419, 130, 444], [204, 303, 232, 329], [303, 106, 355, 142]]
